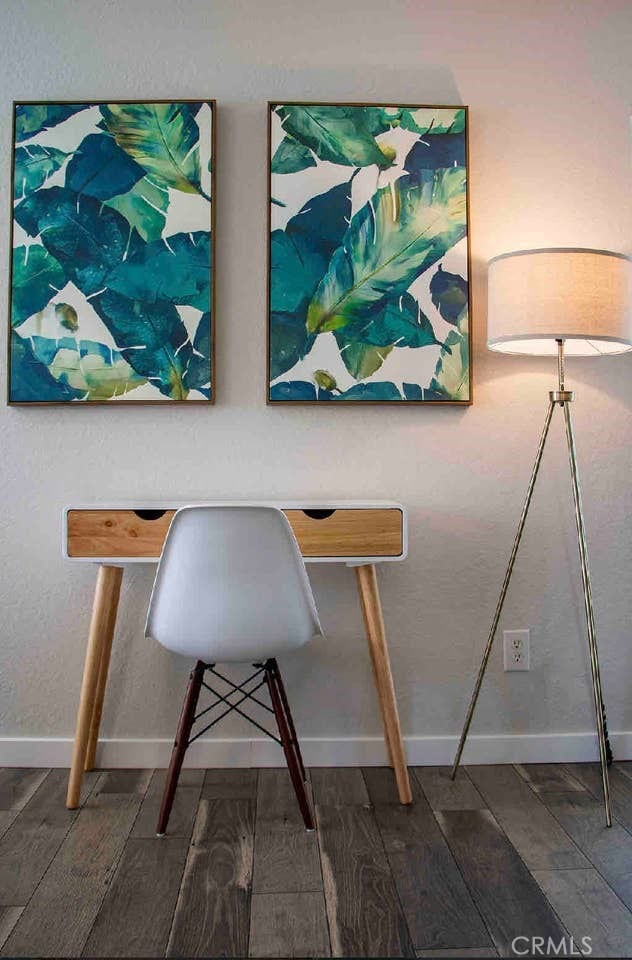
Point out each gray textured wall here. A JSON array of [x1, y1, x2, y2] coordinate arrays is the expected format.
[[1, 0, 631, 760]]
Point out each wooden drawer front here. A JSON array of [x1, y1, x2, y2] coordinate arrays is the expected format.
[[67, 510, 176, 559], [283, 509, 403, 558], [67, 507, 404, 559]]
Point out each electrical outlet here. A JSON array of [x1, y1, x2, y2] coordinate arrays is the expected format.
[[503, 629, 530, 671]]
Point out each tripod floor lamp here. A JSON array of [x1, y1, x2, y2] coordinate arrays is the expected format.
[[452, 247, 632, 827]]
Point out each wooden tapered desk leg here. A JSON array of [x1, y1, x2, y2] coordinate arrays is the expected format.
[[66, 564, 123, 808], [84, 572, 122, 772], [355, 563, 412, 805], [362, 611, 396, 769]]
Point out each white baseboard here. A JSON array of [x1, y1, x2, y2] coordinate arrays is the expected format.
[[0, 732, 630, 767]]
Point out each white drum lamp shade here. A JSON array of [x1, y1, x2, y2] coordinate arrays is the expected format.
[[487, 248, 632, 356]]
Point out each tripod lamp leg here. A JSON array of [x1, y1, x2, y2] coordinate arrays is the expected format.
[[451, 401, 556, 779], [563, 402, 612, 827]]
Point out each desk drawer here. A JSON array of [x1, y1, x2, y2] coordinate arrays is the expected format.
[[66, 507, 404, 560], [283, 509, 403, 557], [67, 509, 176, 559]]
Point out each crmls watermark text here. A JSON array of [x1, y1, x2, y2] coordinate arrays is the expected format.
[[512, 936, 593, 956]]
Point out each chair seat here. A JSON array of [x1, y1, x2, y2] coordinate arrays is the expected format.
[[160, 629, 323, 663]]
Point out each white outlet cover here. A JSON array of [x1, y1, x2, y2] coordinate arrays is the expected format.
[[503, 629, 530, 671]]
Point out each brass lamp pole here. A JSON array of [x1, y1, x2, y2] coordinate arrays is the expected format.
[[451, 248, 632, 827]]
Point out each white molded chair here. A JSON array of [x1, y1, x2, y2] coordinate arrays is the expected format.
[[145, 505, 323, 834]]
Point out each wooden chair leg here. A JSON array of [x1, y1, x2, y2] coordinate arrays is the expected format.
[[156, 660, 205, 836], [269, 659, 307, 782], [266, 660, 314, 830]]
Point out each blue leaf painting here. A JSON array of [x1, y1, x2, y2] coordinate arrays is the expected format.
[[271, 136, 316, 174], [269, 179, 354, 379], [404, 132, 466, 174], [90, 290, 194, 400], [104, 175, 169, 243], [100, 102, 204, 196], [274, 105, 390, 168], [29, 335, 147, 399], [269, 380, 317, 401], [307, 170, 467, 335], [182, 312, 212, 395], [270, 230, 327, 316], [13, 145, 68, 201], [9, 101, 214, 402], [336, 382, 403, 401], [15, 103, 89, 142], [402, 382, 423, 400], [268, 103, 471, 402], [285, 179, 355, 258], [11, 245, 67, 328], [65, 133, 145, 201], [107, 232, 210, 311], [429, 264, 468, 326], [10, 330, 83, 402], [269, 311, 316, 381], [337, 292, 442, 350], [14, 186, 141, 296]]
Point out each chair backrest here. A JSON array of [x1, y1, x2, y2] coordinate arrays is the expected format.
[[145, 505, 322, 663]]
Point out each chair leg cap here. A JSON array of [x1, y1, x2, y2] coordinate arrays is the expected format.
[[156, 832, 166, 838]]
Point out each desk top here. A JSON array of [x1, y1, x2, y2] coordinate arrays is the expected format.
[[63, 501, 407, 565]]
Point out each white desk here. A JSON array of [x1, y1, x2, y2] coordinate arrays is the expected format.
[[63, 501, 412, 807]]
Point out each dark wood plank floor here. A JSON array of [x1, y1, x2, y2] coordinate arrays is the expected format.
[[0, 763, 631, 958]]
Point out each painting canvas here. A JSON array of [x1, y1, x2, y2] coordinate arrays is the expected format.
[[9, 100, 214, 403], [268, 102, 471, 403]]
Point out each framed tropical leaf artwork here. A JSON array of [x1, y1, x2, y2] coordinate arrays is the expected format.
[[8, 100, 214, 404], [268, 102, 471, 404]]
